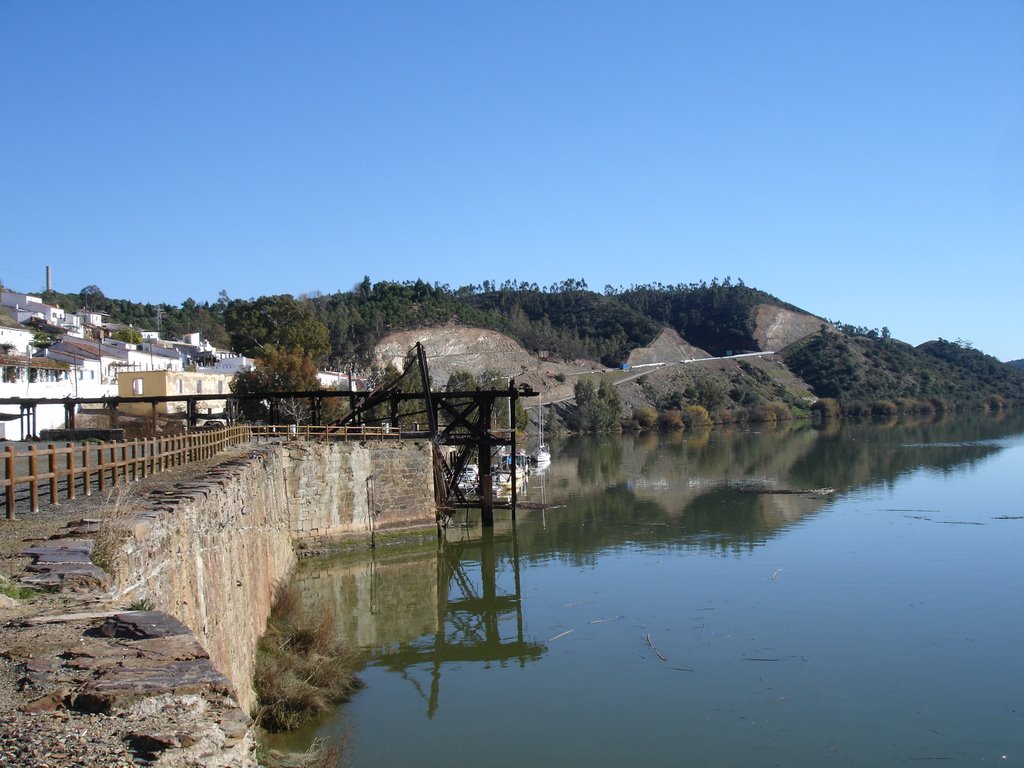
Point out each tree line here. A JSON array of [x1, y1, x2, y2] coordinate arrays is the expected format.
[[17, 277, 1022, 426], [33, 277, 789, 371]]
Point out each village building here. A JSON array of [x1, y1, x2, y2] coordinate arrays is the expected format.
[[0, 313, 34, 357], [42, 337, 185, 385], [0, 290, 67, 327], [194, 353, 255, 375], [0, 355, 108, 440], [116, 369, 232, 422]]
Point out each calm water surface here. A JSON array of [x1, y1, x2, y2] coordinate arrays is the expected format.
[[273, 413, 1024, 767]]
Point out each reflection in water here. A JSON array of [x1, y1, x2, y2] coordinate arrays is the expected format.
[[291, 522, 545, 721], [372, 526, 544, 717], [525, 412, 1024, 556], [277, 411, 1024, 764]]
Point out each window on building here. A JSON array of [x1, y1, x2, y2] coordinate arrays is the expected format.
[[197, 380, 203, 394], [132, 377, 143, 395], [177, 379, 184, 394]]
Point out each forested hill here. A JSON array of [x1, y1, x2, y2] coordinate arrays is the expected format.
[[19, 277, 1024, 409], [783, 332, 1024, 407], [31, 277, 785, 367], [305, 277, 789, 365]]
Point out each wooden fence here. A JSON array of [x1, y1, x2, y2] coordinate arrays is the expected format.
[[1, 424, 405, 519]]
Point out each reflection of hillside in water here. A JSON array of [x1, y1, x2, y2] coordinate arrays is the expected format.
[[290, 414, 1023, 641], [516, 411, 1024, 555], [786, 412, 1023, 492]]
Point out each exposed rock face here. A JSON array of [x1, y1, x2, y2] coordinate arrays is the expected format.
[[373, 324, 592, 405], [375, 324, 539, 386], [752, 304, 827, 351], [625, 328, 711, 366]]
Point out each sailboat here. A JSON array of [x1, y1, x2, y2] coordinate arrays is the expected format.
[[532, 395, 551, 466]]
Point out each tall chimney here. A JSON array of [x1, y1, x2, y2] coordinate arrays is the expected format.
[[46, 265, 52, 292]]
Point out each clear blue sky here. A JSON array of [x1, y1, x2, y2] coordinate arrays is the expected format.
[[2, 1, 1022, 360]]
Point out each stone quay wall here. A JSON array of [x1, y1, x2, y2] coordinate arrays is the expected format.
[[113, 439, 436, 715], [281, 439, 437, 541]]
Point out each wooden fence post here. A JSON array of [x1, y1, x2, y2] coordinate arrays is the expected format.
[[48, 444, 58, 506], [28, 445, 39, 514], [67, 443, 76, 502], [97, 442, 106, 494], [83, 444, 92, 497], [4, 446, 15, 520]]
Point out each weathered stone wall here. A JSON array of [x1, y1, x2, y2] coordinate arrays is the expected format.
[[113, 439, 436, 715], [115, 447, 295, 715], [281, 439, 436, 541]]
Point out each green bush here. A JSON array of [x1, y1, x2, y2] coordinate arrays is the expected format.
[[747, 405, 778, 425], [870, 400, 898, 417], [711, 407, 736, 424]]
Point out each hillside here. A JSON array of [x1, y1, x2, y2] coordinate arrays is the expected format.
[[375, 316, 1023, 429], [9, 277, 1022, 420], [782, 331, 1024, 410]]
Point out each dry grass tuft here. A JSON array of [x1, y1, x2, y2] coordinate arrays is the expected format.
[[90, 485, 140, 573], [254, 582, 365, 733], [259, 736, 349, 768]]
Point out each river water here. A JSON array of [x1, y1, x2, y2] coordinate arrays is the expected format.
[[270, 412, 1024, 767]]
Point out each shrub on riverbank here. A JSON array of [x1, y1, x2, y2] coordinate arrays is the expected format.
[[254, 583, 364, 733], [658, 409, 684, 430], [811, 398, 842, 418], [870, 400, 898, 418], [633, 406, 659, 430], [682, 405, 712, 428]]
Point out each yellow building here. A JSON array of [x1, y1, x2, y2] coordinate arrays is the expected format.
[[118, 370, 233, 418]]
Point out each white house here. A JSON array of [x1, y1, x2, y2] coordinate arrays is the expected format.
[[316, 370, 348, 389], [76, 308, 106, 327], [0, 356, 109, 440], [0, 315, 33, 357], [197, 354, 254, 376], [0, 291, 67, 327], [70, 338, 184, 381]]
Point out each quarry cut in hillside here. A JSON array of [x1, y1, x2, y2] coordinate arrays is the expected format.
[[625, 328, 711, 366], [373, 304, 825, 410], [753, 305, 827, 351], [373, 325, 586, 403]]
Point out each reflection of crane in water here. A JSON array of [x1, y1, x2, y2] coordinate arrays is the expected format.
[[372, 525, 545, 718]]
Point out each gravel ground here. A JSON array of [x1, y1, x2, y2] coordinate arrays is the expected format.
[[0, 618, 139, 767]]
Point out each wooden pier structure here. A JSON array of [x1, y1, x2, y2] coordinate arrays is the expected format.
[[1, 343, 536, 527]]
